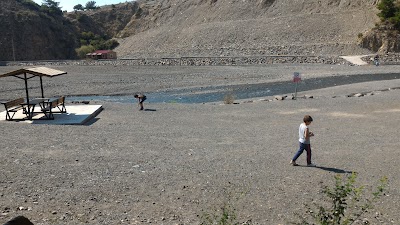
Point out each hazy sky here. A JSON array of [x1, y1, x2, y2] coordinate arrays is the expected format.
[[32, 0, 130, 12]]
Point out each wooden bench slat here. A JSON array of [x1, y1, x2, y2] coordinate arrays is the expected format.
[[1, 97, 25, 121], [41, 96, 66, 119]]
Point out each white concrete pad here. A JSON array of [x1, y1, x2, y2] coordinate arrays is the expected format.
[[0, 105, 103, 125], [340, 55, 372, 66]]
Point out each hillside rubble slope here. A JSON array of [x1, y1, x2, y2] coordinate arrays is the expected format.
[[115, 0, 380, 58]]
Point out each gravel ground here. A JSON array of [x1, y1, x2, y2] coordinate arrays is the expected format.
[[1, 64, 400, 225], [1, 63, 400, 100]]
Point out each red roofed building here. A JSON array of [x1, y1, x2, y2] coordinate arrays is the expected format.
[[86, 50, 117, 60]]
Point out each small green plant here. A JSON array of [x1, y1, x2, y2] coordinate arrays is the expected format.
[[200, 189, 251, 225], [296, 172, 388, 225], [357, 33, 363, 39], [201, 202, 237, 225], [223, 93, 235, 104]]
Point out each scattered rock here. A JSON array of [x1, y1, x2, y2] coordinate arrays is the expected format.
[[354, 93, 364, 97], [71, 100, 90, 104], [3, 216, 34, 225], [274, 95, 286, 100]]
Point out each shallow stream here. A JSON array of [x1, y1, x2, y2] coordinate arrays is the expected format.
[[67, 73, 399, 104]]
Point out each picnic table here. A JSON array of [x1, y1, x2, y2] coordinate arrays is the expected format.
[[2, 96, 67, 121], [20, 98, 50, 120], [0, 67, 68, 121]]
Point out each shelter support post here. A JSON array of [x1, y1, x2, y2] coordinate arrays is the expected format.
[[40, 76, 44, 98], [24, 72, 30, 104]]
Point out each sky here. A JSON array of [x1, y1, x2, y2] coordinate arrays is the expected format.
[[32, 0, 130, 12]]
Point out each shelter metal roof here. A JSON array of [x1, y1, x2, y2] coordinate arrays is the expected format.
[[0, 66, 68, 101], [0, 67, 67, 78]]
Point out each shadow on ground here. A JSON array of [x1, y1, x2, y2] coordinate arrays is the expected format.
[[316, 166, 353, 174], [296, 165, 352, 173]]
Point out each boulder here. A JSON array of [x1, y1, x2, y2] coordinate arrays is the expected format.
[[4, 216, 34, 225]]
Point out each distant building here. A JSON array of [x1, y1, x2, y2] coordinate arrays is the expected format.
[[86, 50, 117, 60]]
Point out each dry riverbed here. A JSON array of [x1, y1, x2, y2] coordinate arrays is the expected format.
[[1, 64, 400, 224]]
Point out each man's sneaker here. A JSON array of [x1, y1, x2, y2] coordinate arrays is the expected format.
[[290, 160, 299, 166], [307, 163, 316, 167]]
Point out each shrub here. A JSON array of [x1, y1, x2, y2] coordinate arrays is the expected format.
[[76, 13, 89, 23], [388, 11, 400, 29], [200, 189, 251, 225], [98, 39, 119, 50], [77, 31, 119, 52], [75, 45, 95, 59], [377, 0, 397, 20], [81, 31, 95, 40], [201, 202, 238, 225], [223, 93, 235, 104], [296, 173, 388, 225]]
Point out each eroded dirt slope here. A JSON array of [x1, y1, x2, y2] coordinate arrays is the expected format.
[[115, 0, 380, 58]]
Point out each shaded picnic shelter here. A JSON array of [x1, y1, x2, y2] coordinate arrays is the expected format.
[[0, 66, 67, 104], [0, 67, 103, 124]]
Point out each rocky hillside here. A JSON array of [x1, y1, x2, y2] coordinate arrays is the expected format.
[[65, 2, 141, 40], [0, 0, 77, 61], [0, 0, 392, 61], [360, 21, 400, 53], [114, 0, 381, 58]]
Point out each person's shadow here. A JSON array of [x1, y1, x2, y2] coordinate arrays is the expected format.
[[297, 165, 352, 173], [315, 166, 353, 174], [144, 109, 157, 111]]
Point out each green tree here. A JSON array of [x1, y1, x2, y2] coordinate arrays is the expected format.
[[73, 4, 84, 11], [98, 39, 119, 50], [18, 0, 41, 10], [80, 39, 88, 46], [89, 39, 104, 49], [85, 1, 97, 10], [81, 31, 95, 41], [41, 0, 63, 15], [78, 31, 119, 51], [377, 0, 398, 20], [75, 45, 95, 59]]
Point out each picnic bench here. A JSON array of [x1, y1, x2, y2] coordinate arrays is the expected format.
[[1, 97, 25, 120], [41, 96, 66, 119]]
